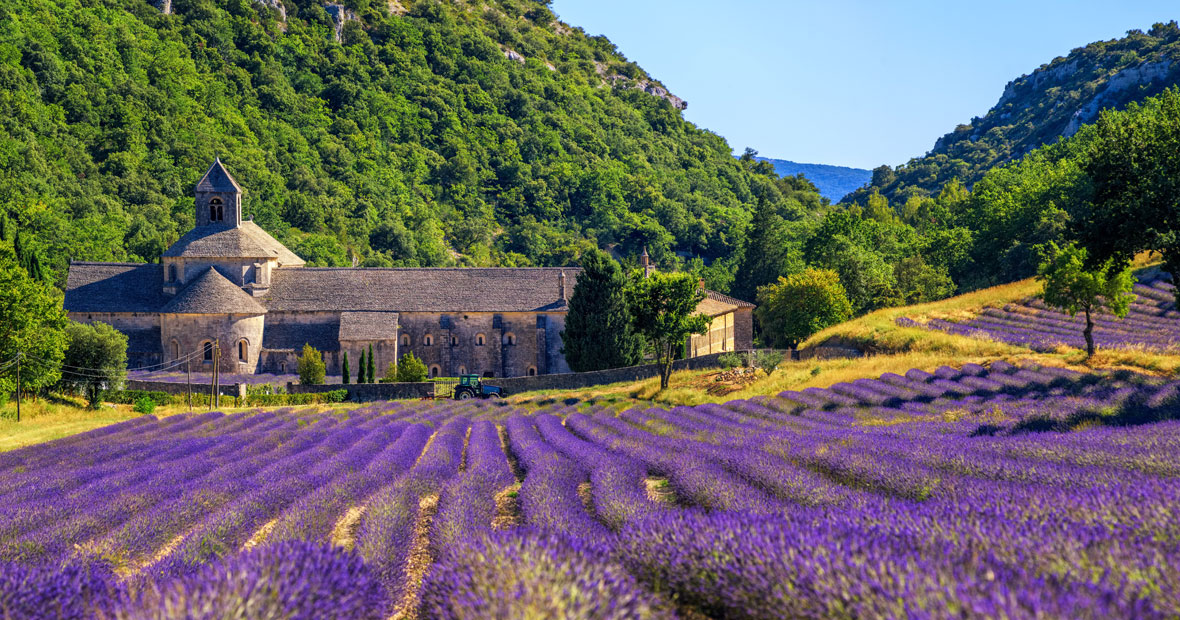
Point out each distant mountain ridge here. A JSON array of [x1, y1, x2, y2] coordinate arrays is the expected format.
[[844, 21, 1180, 205], [754, 158, 871, 202]]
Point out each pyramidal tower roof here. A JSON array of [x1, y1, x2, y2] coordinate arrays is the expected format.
[[195, 157, 242, 193], [161, 267, 266, 314]]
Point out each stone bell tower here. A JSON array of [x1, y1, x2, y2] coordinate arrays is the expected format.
[[194, 157, 242, 227]]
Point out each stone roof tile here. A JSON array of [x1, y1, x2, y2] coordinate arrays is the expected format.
[[161, 268, 266, 314], [195, 158, 242, 193], [264, 268, 581, 313], [64, 262, 168, 313], [339, 312, 400, 341], [162, 221, 304, 266]]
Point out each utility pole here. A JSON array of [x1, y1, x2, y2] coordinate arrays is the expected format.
[[14, 352, 20, 423], [208, 343, 216, 411], [186, 360, 192, 411], [213, 340, 221, 409]]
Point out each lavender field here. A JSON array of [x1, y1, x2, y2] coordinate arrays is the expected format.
[[899, 274, 1180, 352], [2, 362, 1179, 618]]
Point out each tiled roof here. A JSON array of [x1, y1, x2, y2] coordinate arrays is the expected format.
[[64, 263, 168, 313], [162, 221, 304, 266], [705, 290, 755, 308], [263, 268, 580, 313], [195, 158, 242, 193], [161, 268, 266, 315], [339, 312, 400, 341]]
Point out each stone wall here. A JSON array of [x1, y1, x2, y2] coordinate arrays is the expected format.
[[161, 313, 265, 375], [288, 381, 435, 400], [126, 379, 244, 398]]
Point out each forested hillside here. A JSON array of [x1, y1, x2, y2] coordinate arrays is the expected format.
[[845, 21, 1180, 206], [0, 0, 825, 281], [754, 157, 870, 202]]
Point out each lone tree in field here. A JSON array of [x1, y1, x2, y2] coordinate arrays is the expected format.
[[756, 269, 853, 349], [627, 271, 711, 390], [1038, 242, 1135, 358], [297, 343, 326, 385], [58, 321, 127, 408], [561, 251, 644, 372], [1073, 88, 1180, 301], [342, 351, 351, 385]]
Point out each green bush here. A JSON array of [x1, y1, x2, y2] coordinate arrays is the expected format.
[[297, 343, 326, 385], [396, 353, 428, 383], [717, 352, 745, 370], [752, 350, 785, 376], [325, 389, 348, 403], [103, 389, 175, 406], [133, 396, 157, 415]]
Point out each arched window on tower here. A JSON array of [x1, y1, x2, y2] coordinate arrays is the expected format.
[[238, 340, 248, 362], [400, 334, 410, 347], [210, 197, 223, 222], [424, 334, 434, 346], [503, 333, 517, 346], [475, 334, 486, 346]]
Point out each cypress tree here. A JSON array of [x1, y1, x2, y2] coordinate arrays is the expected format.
[[0, 211, 7, 242], [560, 250, 644, 372], [363, 342, 372, 382], [342, 351, 351, 384], [358, 349, 367, 383]]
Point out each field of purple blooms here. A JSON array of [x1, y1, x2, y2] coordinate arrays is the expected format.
[[2, 361, 1179, 618], [899, 274, 1180, 352]]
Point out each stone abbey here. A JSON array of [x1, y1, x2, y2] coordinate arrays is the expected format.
[[64, 160, 753, 378]]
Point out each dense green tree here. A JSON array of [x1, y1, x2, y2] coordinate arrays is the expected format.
[[894, 256, 954, 305], [367, 344, 376, 385], [1073, 89, 1180, 299], [755, 269, 853, 349], [0, 244, 69, 397], [561, 251, 643, 372], [0, 0, 828, 279], [297, 343, 326, 386], [1038, 243, 1135, 357], [627, 271, 710, 390], [357, 348, 367, 384], [58, 321, 128, 407], [342, 351, 350, 385], [396, 352, 427, 383]]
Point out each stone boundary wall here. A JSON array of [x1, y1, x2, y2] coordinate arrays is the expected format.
[[287, 351, 801, 402], [289, 381, 435, 401], [126, 379, 245, 398]]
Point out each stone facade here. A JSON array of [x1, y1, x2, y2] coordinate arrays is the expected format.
[[64, 160, 754, 378]]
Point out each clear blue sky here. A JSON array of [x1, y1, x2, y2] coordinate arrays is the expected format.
[[549, 0, 1178, 170]]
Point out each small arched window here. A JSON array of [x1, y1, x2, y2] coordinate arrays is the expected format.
[[400, 334, 410, 347], [450, 335, 459, 346], [527, 366, 537, 377], [424, 334, 434, 346], [475, 334, 486, 346], [429, 365, 441, 378], [238, 340, 248, 362], [168, 264, 178, 282], [458, 365, 467, 376], [202, 341, 214, 362], [171, 340, 180, 360], [210, 197, 223, 222], [504, 333, 516, 346]]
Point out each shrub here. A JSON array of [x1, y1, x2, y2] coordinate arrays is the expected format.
[[325, 390, 348, 403], [396, 353, 427, 383], [133, 396, 156, 415], [380, 362, 398, 383], [753, 350, 785, 376], [717, 352, 745, 370], [297, 343, 326, 385]]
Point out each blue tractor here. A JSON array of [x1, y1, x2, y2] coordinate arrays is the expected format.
[[453, 374, 504, 400]]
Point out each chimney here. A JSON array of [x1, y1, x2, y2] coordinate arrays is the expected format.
[[558, 270, 567, 301], [641, 247, 653, 278]]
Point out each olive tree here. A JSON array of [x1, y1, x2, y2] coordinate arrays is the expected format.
[[1038, 242, 1135, 357]]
